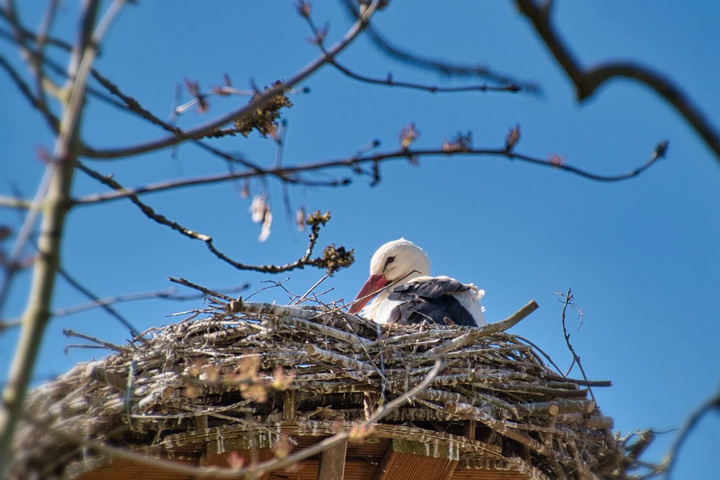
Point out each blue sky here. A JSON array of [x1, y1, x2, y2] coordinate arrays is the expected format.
[[2, 1, 719, 477]]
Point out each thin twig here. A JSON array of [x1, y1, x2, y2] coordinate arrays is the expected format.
[[167, 277, 236, 303], [558, 288, 594, 403], [50, 284, 249, 317], [0, 55, 59, 130], [243, 278, 292, 302], [0, 1, 61, 132], [31, 0, 61, 123], [62, 328, 128, 353], [56, 266, 140, 336], [295, 273, 330, 305], [0, 30, 125, 114], [514, 334, 564, 375], [173, 82, 308, 115], [330, 58, 522, 94], [89, 70, 271, 173], [0, 8, 73, 52]]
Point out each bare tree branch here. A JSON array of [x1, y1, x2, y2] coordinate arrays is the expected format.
[[0, 201, 144, 339], [76, 162, 353, 274], [329, 58, 523, 93], [339, 0, 539, 92], [0, 32, 127, 115], [299, 8, 522, 95], [72, 139, 666, 207], [78, 1, 382, 160], [29, 0, 61, 123], [0, 318, 20, 332], [0, 2, 61, 132], [515, 0, 720, 165], [87, 69, 291, 176], [0, 168, 53, 314], [0, 0, 125, 471], [172, 76, 308, 117], [0, 7, 73, 52], [0, 197, 33, 209], [664, 382, 720, 479], [56, 266, 140, 336], [0, 54, 59, 130]]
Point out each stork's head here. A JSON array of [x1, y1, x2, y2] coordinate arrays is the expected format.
[[348, 238, 430, 314]]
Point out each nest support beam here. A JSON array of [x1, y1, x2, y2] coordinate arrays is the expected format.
[[318, 439, 348, 480], [187, 422, 528, 480]]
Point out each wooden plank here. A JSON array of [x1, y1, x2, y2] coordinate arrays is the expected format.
[[284, 390, 297, 421], [317, 439, 348, 480], [364, 392, 380, 419], [463, 420, 476, 440], [77, 458, 196, 480], [206, 432, 274, 455], [374, 439, 458, 480], [452, 456, 533, 480], [195, 415, 208, 431]]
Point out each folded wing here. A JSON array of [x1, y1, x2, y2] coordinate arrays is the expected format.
[[381, 276, 485, 326]]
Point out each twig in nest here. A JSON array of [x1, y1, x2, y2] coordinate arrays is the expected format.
[[557, 288, 594, 402], [62, 329, 128, 353], [244, 278, 292, 302], [52, 284, 248, 318], [515, 334, 564, 375], [168, 277, 236, 303], [295, 273, 330, 304]]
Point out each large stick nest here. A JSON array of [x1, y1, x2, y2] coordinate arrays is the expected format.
[[10, 299, 651, 480]]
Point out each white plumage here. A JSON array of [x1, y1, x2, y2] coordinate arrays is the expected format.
[[348, 239, 486, 326]]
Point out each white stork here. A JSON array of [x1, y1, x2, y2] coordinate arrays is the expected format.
[[348, 238, 486, 326]]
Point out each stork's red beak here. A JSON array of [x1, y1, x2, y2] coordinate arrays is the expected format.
[[348, 274, 388, 314]]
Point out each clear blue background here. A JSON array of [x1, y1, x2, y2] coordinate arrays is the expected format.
[[2, 1, 719, 477]]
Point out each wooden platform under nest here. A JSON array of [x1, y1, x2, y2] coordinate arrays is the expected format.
[[9, 299, 650, 480]]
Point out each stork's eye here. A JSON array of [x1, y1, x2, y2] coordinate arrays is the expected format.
[[386, 256, 395, 265]]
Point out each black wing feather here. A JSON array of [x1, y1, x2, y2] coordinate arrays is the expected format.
[[390, 277, 470, 299], [387, 278, 477, 326]]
